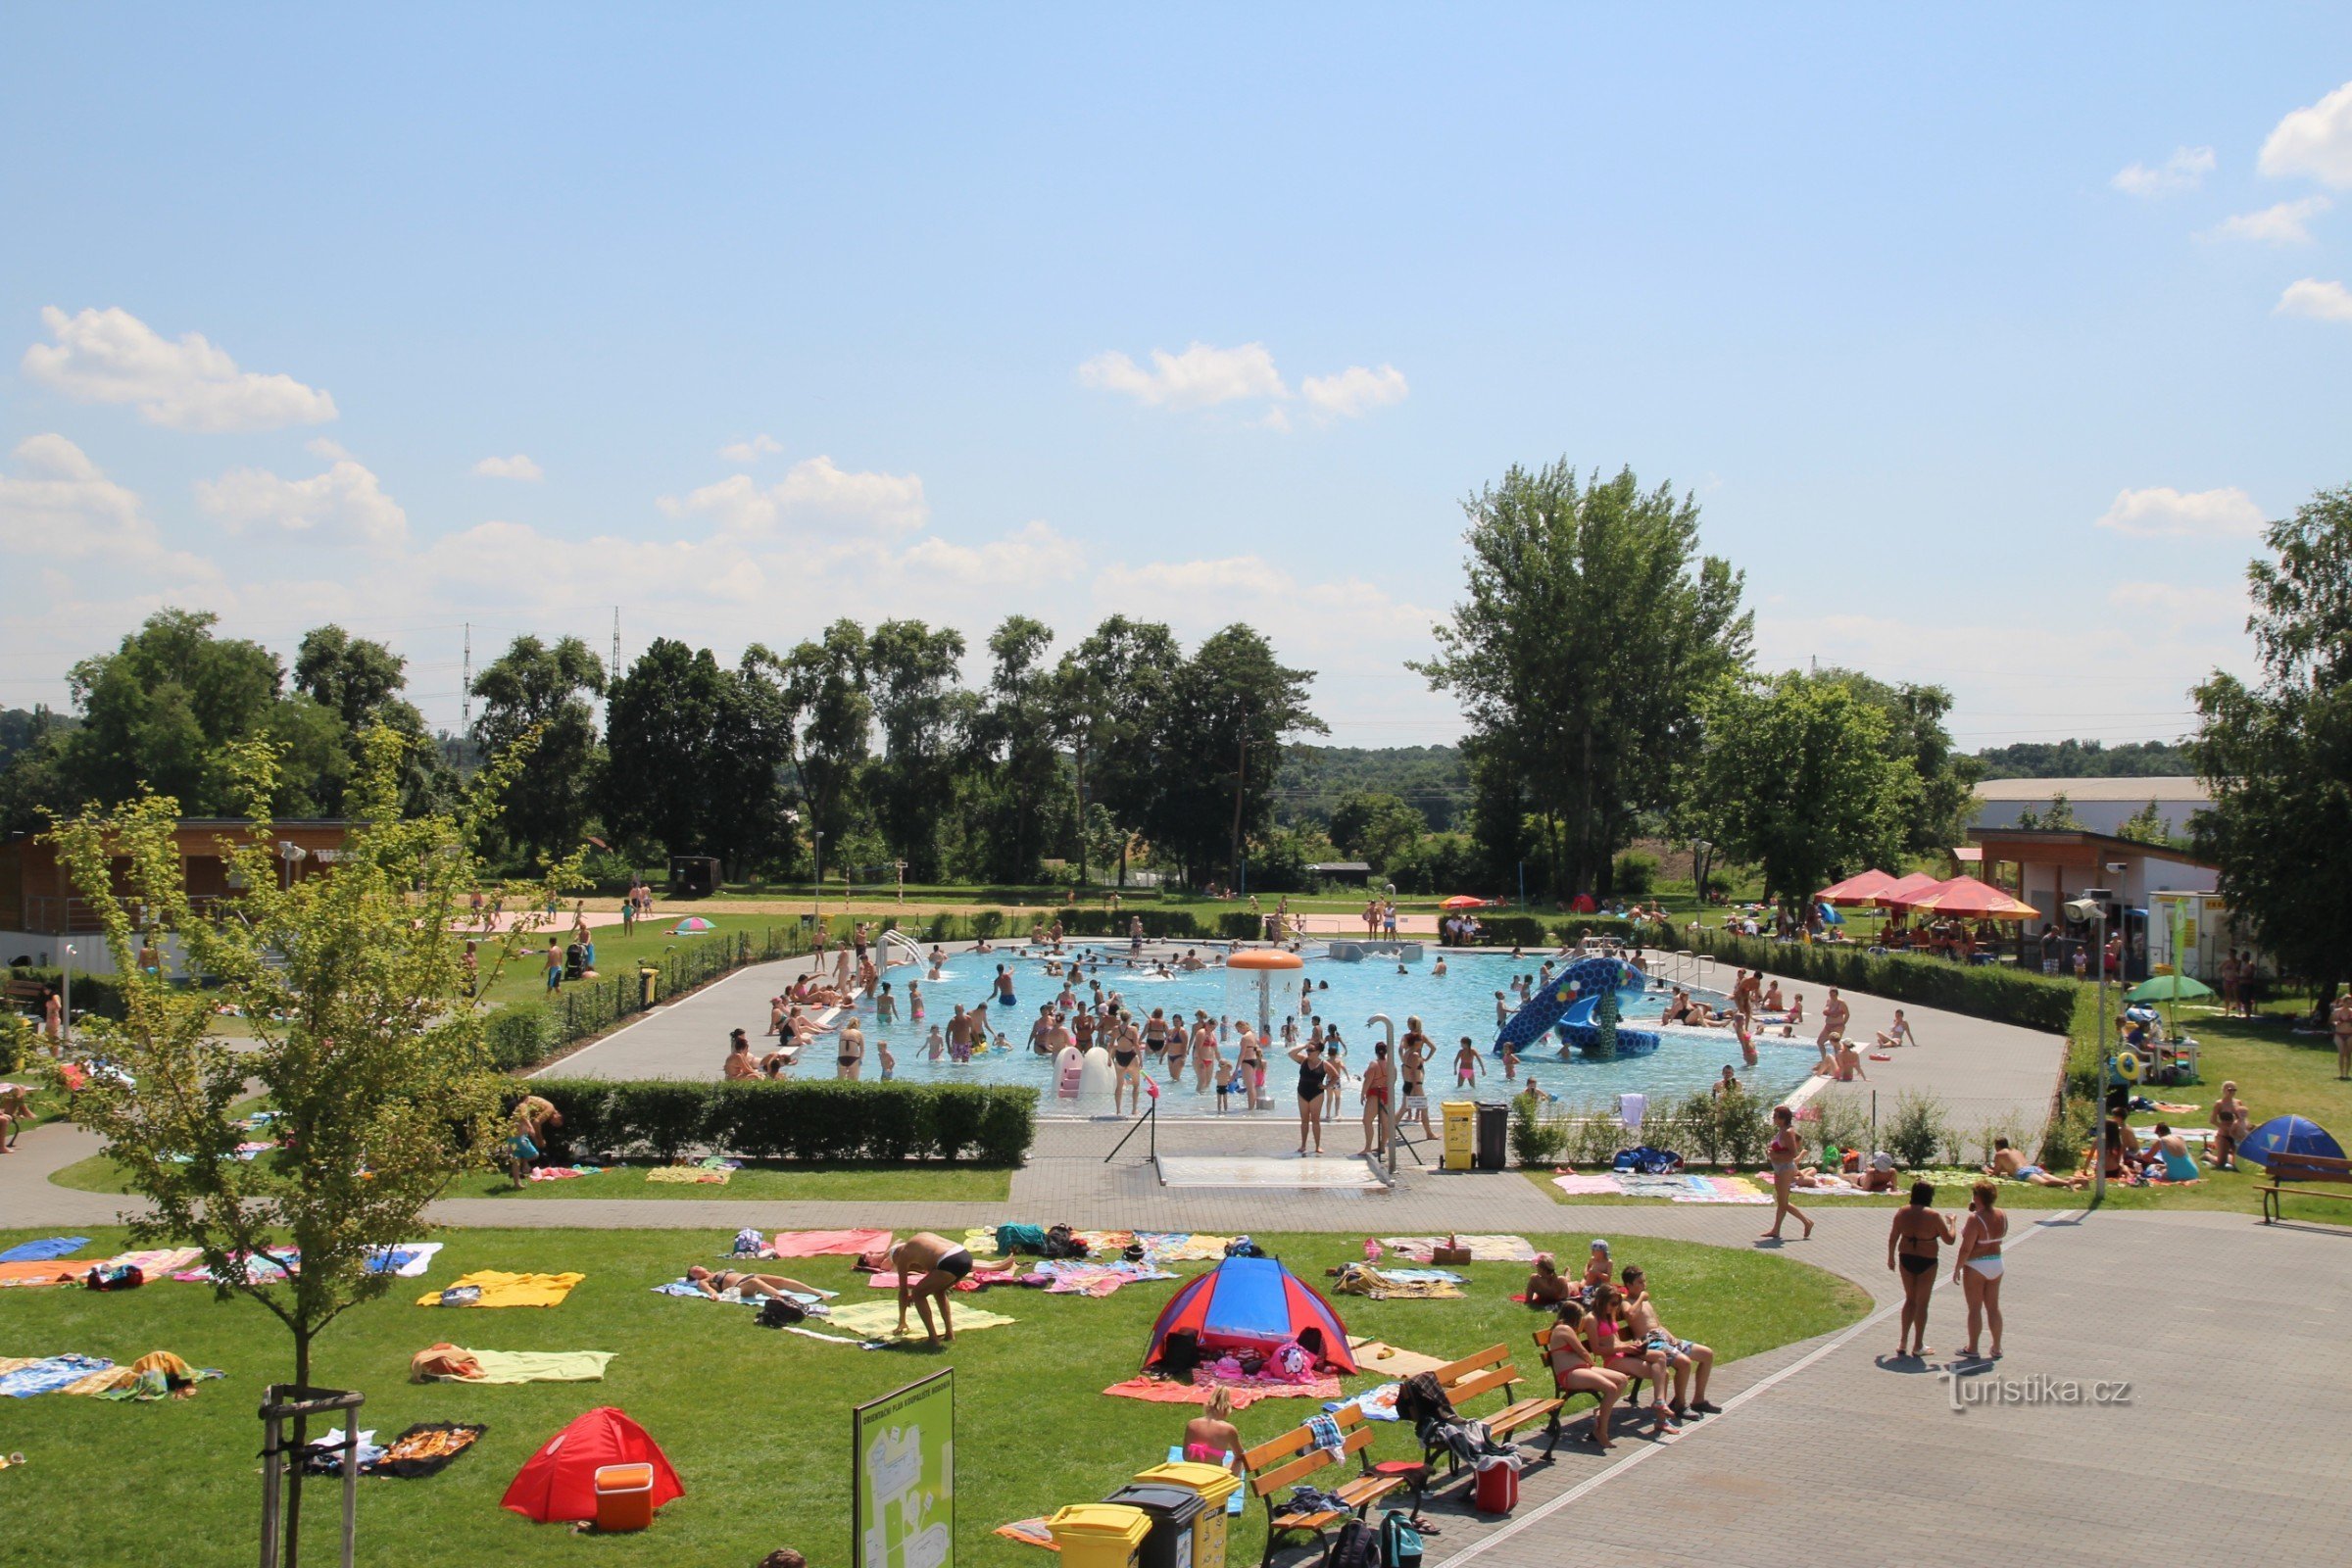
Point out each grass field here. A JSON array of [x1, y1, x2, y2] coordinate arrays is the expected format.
[[0, 1224, 1866, 1567]]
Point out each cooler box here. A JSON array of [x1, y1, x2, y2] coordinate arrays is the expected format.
[[1475, 1101, 1510, 1170], [1050, 1504, 1153, 1568], [593, 1463, 656, 1532], [1103, 1483, 1204, 1568], [1471, 1455, 1519, 1514], [1442, 1101, 1477, 1171], [1133, 1462, 1241, 1568]]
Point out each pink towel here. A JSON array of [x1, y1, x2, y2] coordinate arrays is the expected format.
[[764, 1228, 895, 1258]]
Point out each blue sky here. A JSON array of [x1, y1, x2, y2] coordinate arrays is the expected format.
[[6, 5, 2351, 750]]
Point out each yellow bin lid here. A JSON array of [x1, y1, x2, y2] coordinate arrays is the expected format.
[[1443, 1100, 1476, 1113], [1135, 1461, 1242, 1500], [1049, 1504, 1153, 1545]]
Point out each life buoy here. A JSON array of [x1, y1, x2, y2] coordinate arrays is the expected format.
[[2116, 1051, 2142, 1083]]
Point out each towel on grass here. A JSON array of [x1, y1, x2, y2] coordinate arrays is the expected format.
[[0, 1353, 114, 1397], [760, 1228, 894, 1257], [101, 1247, 204, 1278], [1099, 1367, 1345, 1407], [411, 1346, 612, 1384], [174, 1250, 300, 1284], [1378, 1234, 1537, 1262], [1335, 1381, 1403, 1422], [819, 1299, 1014, 1343], [416, 1270, 582, 1308], [1671, 1175, 1771, 1204], [526, 1165, 600, 1181], [648, 1165, 730, 1185], [1332, 1263, 1463, 1300], [1550, 1172, 1622, 1196], [1345, 1338, 1449, 1378], [62, 1351, 222, 1400], [0, 1260, 93, 1288], [367, 1243, 443, 1277], [1032, 1259, 1177, 1297], [368, 1422, 486, 1478], [653, 1279, 832, 1307], [996, 1518, 1060, 1551], [1132, 1232, 1236, 1264], [0, 1237, 88, 1263], [862, 1271, 996, 1294]]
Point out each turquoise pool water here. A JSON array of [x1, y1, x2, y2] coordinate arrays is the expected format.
[[851, 947, 1815, 1118]]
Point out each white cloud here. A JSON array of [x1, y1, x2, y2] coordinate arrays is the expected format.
[[0, 434, 219, 578], [195, 453, 410, 551], [717, 433, 784, 465], [472, 453, 544, 481], [2259, 79, 2352, 188], [21, 306, 337, 432], [1300, 364, 1411, 417], [2107, 581, 2249, 623], [2110, 145, 2215, 197], [2093, 485, 2266, 539], [658, 454, 929, 535], [2277, 277, 2352, 322], [1079, 342, 1289, 409], [2200, 196, 2330, 244]]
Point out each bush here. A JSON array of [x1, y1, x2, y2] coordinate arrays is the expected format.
[[1509, 1094, 1568, 1166], [484, 1004, 554, 1071], [527, 1078, 1039, 1165], [1613, 851, 1658, 897], [1469, 915, 1548, 949], [0, 1009, 30, 1073], [5, 966, 128, 1021], [1883, 1090, 1951, 1169]]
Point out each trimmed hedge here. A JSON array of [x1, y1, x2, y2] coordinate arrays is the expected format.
[[1650, 924, 2079, 1034], [521, 1079, 1037, 1166]]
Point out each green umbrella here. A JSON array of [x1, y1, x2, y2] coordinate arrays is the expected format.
[[2127, 973, 2214, 1003]]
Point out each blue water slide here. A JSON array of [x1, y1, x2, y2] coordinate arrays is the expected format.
[[1493, 956, 1643, 1054]]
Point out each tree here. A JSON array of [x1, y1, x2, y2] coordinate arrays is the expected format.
[[49, 728, 560, 1565], [291, 625, 444, 816], [965, 616, 1061, 883], [1149, 626, 1324, 884], [603, 638, 730, 855], [864, 620, 972, 881], [469, 634, 605, 862], [2191, 484, 2352, 1006], [1817, 668, 1981, 857], [705, 654, 798, 878], [1054, 616, 1183, 885], [771, 622, 873, 868], [2013, 792, 2083, 832], [1690, 671, 1914, 907], [2115, 800, 2169, 845], [1416, 462, 1750, 900], [1328, 788, 1424, 872]]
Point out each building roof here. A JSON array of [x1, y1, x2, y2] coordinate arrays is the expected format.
[[1968, 825, 2218, 869], [1973, 776, 2208, 804]]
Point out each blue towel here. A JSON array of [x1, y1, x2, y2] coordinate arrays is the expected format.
[[0, 1237, 89, 1263], [0, 1354, 113, 1397]]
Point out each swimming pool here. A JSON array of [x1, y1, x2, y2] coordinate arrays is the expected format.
[[848, 947, 1815, 1118]]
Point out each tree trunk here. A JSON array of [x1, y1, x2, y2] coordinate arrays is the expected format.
[[283, 1329, 311, 1568]]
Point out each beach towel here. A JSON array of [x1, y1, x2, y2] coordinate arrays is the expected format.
[[1103, 1375, 1299, 1410], [1133, 1232, 1236, 1264], [174, 1250, 300, 1284], [1332, 1263, 1463, 1300], [414, 1348, 612, 1385], [1550, 1173, 1621, 1196], [1344, 1338, 1449, 1379], [861, 1271, 995, 1294], [62, 1351, 222, 1400], [1378, 1235, 1537, 1263], [1031, 1259, 1177, 1298], [370, 1421, 486, 1478], [416, 1271, 583, 1308], [0, 1260, 92, 1288], [368, 1243, 443, 1277], [819, 1299, 1015, 1343], [526, 1165, 600, 1181], [761, 1228, 893, 1258], [647, 1165, 730, 1185], [0, 1353, 114, 1397], [996, 1518, 1060, 1551], [1336, 1381, 1404, 1422], [100, 1247, 204, 1278], [1670, 1174, 1771, 1204], [0, 1237, 88, 1263]]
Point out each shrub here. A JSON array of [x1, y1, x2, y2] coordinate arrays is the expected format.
[[530, 1078, 1039, 1164], [484, 1004, 554, 1071], [5, 966, 128, 1021], [1883, 1090, 1951, 1169], [1470, 915, 1548, 949], [0, 1009, 30, 1073], [1509, 1094, 1568, 1166], [1807, 1095, 1873, 1162], [1613, 851, 1658, 897]]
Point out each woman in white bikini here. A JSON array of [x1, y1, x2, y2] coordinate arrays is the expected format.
[[1761, 1104, 1814, 1242], [1953, 1180, 2008, 1360]]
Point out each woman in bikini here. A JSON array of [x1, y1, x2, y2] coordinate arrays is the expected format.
[[1546, 1298, 1629, 1449], [1886, 1181, 1954, 1358], [1180, 1387, 1246, 1474], [1110, 1009, 1145, 1115], [1761, 1103, 1815, 1242], [1355, 1040, 1393, 1154], [1588, 1284, 1678, 1435], [1953, 1180, 2008, 1360], [684, 1264, 825, 1301]]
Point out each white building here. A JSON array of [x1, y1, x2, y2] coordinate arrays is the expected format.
[[1970, 776, 2210, 839]]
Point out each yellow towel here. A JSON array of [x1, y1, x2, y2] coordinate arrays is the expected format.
[[820, 1299, 1014, 1342], [416, 1270, 585, 1308]]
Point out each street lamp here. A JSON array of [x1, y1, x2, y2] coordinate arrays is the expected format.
[[61, 942, 74, 1050], [2068, 883, 2122, 1202]]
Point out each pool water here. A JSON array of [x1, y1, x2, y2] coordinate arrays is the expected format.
[[847, 948, 1815, 1118]]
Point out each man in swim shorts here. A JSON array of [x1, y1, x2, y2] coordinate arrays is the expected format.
[[1986, 1138, 2087, 1190], [890, 1232, 973, 1345]]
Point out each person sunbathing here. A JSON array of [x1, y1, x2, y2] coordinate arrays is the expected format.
[[1180, 1388, 1246, 1474], [683, 1265, 823, 1301], [1762, 981, 1786, 1011], [723, 1031, 759, 1082], [1986, 1138, 2088, 1190], [1545, 1299, 1629, 1449], [1524, 1252, 1573, 1307]]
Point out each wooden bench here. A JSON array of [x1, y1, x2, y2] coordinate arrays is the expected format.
[[1243, 1405, 1408, 1568], [2257, 1152, 2352, 1223], [4, 978, 48, 1008], [1418, 1343, 1564, 1476]]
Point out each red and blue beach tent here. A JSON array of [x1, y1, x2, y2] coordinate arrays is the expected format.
[[1142, 1255, 1357, 1373]]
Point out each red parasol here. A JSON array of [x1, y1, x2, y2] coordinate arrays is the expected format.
[[1439, 896, 1490, 910], [1815, 869, 1897, 906], [1904, 875, 2039, 920], [1876, 872, 1947, 908]]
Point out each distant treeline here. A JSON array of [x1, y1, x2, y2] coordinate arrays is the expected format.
[[1971, 739, 2191, 778]]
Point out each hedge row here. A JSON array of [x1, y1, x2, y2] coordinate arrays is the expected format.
[[1653, 924, 2080, 1034], [518, 1079, 1037, 1166], [484, 926, 804, 1070], [3, 965, 129, 1021]]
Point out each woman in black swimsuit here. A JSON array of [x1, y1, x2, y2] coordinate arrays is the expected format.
[[1886, 1180, 1954, 1359], [1288, 1040, 1329, 1155]]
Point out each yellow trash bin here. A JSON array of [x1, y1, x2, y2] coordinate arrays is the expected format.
[[1443, 1100, 1477, 1170], [1049, 1503, 1154, 1568], [1133, 1462, 1242, 1568]]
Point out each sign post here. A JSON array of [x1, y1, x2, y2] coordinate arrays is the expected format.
[[853, 1369, 955, 1568]]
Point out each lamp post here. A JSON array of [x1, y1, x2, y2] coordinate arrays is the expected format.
[[2068, 892, 2114, 1203], [62, 942, 74, 1049]]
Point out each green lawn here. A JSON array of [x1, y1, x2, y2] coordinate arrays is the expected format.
[[45, 1154, 1014, 1204], [467, 913, 795, 1010], [0, 1224, 1865, 1567]]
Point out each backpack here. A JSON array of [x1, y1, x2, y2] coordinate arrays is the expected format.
[[1156, 1330, 1201, 1378], [1224, 1235, 1266, 1259], [1043, 1223, 1087, 1260], [1380, 1509, 1424, 1568], [996, 1223, 1048, 1255], [756, 1295, 808, 1328], [732, 1228, 765, 1256], [1326, 1517, 1383, 1568]]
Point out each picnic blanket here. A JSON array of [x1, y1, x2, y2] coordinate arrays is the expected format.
[[410, 1346, 612, 1384], [1345, 1338, 1449, 1378], [1378, 1234, 1538, 1262], [761, 1228, 894, 1257], [647, 1165, 731, 1185], [101, 1247, 205, 1278], [526, 1165, 601, 1181], [1102, 1373, 1342, 1410], [172, 1250, 300, 1283], [818, 1299, 1015, 1344], [0, 1260, 92, 1288], [0, 1354, 113, 1397], [1133, 1233, 1236, 1264], [1031, 1259, 1177, 1298], [61, 1351, 222, 1400], [0, 1237, 88, 1263], [1331, 1264, 1463, 1300], [416, 1271, 583, 1308]]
